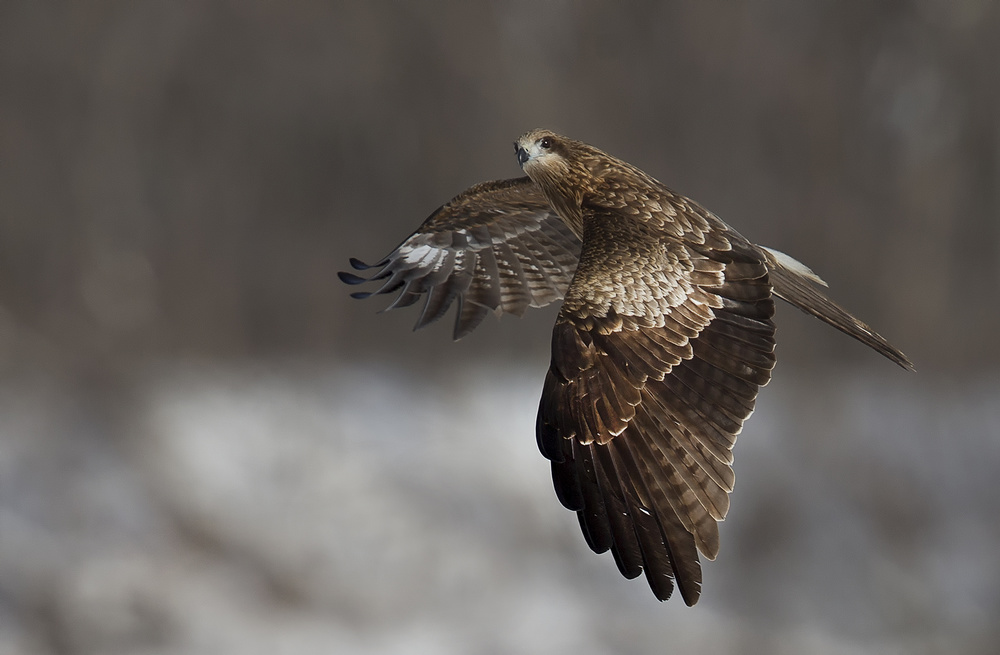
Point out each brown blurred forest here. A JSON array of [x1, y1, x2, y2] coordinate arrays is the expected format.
[[1, 3, 999, 655], [1, 1, 997, 378]]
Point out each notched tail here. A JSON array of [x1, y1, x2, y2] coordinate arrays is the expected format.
[[762, 249, 914, 371]]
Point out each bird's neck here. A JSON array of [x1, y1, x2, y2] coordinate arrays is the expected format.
[[549, 192, 586, 238]]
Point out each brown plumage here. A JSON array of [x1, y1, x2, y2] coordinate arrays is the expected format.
[[340, 129, 913, 605]]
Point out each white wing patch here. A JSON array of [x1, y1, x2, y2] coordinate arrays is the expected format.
[[399, 244, 441, 268]]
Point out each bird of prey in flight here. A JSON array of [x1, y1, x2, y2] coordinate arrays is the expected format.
[[340, 129, 912, 605]]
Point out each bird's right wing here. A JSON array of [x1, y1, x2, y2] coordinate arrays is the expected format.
[[340, 177, 582, 339], [536, 209, 777, 606]]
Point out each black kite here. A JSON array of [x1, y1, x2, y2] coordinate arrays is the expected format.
[[340, 130, 912, 605]]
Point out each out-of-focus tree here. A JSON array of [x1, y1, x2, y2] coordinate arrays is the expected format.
[[0, 1, 996, 377]]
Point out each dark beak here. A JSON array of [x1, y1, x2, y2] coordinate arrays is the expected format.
[[516, 146, 530, 167]]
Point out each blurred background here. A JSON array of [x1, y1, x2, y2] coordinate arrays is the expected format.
[[1, 2, 998, 653]]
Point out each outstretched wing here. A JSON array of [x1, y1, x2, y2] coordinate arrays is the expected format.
[[536, 207, 776, 605], [340, 177, 582, 339]]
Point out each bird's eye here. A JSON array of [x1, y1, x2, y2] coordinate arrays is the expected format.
[[539, 137, 552, 149]]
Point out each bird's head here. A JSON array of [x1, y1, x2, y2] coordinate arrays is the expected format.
[[514, 129, 594, 234], [514, 129, 576, 179]]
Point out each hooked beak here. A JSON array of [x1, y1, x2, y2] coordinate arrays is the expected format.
[[516, 145, 530, 167]]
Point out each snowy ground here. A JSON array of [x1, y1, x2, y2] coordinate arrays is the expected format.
[[0, 362, 995, 654]]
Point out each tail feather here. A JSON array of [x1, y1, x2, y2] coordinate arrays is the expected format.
[[762, 249, 914, 371]]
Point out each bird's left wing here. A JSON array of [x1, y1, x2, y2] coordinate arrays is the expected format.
[[340, 177, 581, 339]]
